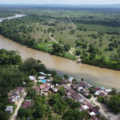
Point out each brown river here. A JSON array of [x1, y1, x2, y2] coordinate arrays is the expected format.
[[0, 15, 120, 90]]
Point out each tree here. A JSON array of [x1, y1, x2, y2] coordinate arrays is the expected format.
[[18, 108, 31, 118], [108, 95, 120, 113], [82, 43, 87, 48], [63, 109, 87, 120], [63, 74, 69, 79], [52, 76, 62, 84], [76, 50, 81, 56], [101, 56, 105, 63], [111, 88, 117, 95], [52, 43, 65, 56], [69, 30, 75, 34], [89, 87, 95, 94], [98, 96, 105, 103], [58, 87, 66, 96], [64, 44, 71, 52]]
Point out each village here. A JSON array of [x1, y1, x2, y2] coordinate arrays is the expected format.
[[5, 71, 119, 120]]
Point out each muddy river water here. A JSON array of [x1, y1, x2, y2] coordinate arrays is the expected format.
[[0, 15, 120, 90]]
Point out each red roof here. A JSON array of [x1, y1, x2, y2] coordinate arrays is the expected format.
[[71, 93, 81, 100], [98, 92, 106, 97], [34, 87, 40, 91], [67, 88, 76, 94], [91, 107, 99, 114], [39, 84, 45, 90], [79, 81, 88, 88], [62, 79, 68, 84], [22, 100, 31, 109], [89, 117, 100, 120], [94, 88, 102, 92], [44, 83, 50, 89], [84, 101, 94, 109], [16, 87, 24, 92]]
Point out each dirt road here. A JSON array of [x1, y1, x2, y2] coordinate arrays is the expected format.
[[50, 32, 58, 43], [9, 92, 27, 120], [64, 14, 77, 29]]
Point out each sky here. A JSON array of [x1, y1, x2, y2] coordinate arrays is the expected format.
[[0, 0, 120, 5]]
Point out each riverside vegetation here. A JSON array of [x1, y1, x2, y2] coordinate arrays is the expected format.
[[0, 7, 120, 69]]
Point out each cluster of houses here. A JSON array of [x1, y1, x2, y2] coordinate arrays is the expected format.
[[5, 70, 112, 120], [94, 87, 112, 98], [5, 87, 24, 114], [33, 74, 101, 120]]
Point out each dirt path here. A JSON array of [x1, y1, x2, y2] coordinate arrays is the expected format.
[[64, 14, 77, 29], [9, 92, 27, 120], [50, 32, 58, 43], [69, 48, 74, 55]]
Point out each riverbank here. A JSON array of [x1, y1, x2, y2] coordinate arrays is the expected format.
[[0, 35, 120, 91]]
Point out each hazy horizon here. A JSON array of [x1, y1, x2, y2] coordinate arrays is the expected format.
[[0, 0, 120, 5]]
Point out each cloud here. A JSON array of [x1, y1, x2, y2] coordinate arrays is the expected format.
[[1, 0, 120, 5]]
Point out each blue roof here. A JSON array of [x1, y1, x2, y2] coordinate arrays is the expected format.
[[100, 87, 105, 90], [42, 79, 46, 83]]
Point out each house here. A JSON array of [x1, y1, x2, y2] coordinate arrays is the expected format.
[[9, 95, 20, 105], [98, 92, 106, 97], [66, 88, 76, 95], [53, 88, 58, 92], [105, 89, 112, 93], [29, 76, 35, 82], [34, 87, 40, 92], [94, 87, 105, 92], [22, 100, 31, 109], [79, 105, 89, 111], [50, 85, 54, 89], [76, 87, 84, 93], [71, 93, 81, 102], [38, 76, 46, 80], [79, 81, 89, 89], [68, 77, 73, 83], [94, 90, 107, 96], [62, 79, 68, 84], [66, 92, 72, 97], [44, 83, 51, 91], [83, 91, 90, 97], [89, 112, 96, 117], [5, 106, 13, 114], [64, 85, 70, 90], [83, 101, 94, 109], [90, 107, 100, 115], [39, 84, 45, 90], [46, 79, 52, 82], [13, 87, 24, 96], [71, 84, 79, 89], [39, 72, 45, 76], [47, 74, 52, 77]]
